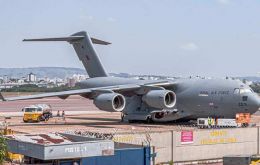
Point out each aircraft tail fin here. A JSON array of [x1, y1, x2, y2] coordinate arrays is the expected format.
[[23, 31, 110, 78]]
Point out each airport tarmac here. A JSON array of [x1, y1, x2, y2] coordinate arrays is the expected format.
[[0, 93, 100, 112], [0, 94, 260, 135], [0, 93, 201, 134], [4, 113, 190, 134]]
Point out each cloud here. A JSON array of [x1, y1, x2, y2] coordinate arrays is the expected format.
[[107, 17, 117, 22], [180, 42, 199, 51], [217, 0, 230, 5]]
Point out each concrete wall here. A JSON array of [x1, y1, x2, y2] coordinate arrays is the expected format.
[[113, 131, 172, 163], [114, 127, 259, 164], [173, 127, 258, 162], [149, 131, 173, 163]]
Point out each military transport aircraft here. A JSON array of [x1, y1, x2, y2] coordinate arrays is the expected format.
[[1, 31, 260, 122]]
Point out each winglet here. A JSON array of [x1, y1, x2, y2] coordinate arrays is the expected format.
[[0, 92, 6, 101]]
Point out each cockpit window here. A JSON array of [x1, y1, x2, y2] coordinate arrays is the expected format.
[[234, 88, 253, 94], [233, 88, 240, 94], [239, 88, 253, 94]]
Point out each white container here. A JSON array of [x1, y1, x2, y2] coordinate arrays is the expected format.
[[216, 119, 238, 127]]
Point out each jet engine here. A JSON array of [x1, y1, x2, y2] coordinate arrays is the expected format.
[[142, 90, 176, 109], [93, 93, 126, 112]]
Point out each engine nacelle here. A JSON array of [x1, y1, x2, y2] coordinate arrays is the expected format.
[[142, 90, 176, 109], [93, 93, 125, 112]]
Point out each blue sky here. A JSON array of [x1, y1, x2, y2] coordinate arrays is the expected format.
[[1, 0, 260, 77]]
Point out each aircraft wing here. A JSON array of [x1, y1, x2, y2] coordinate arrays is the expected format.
[[0, 81, 173, 101]]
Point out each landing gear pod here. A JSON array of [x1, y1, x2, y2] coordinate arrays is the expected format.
[[142, 90, 176, 109], [94, 93, 126, 112]]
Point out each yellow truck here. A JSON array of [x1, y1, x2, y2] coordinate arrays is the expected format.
[[22, 104, 52, 122]]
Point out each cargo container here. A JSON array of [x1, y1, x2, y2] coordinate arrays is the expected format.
[[216, 118, 238, 127], [59, 146, 151, 165]]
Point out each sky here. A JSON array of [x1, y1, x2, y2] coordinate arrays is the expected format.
[[1, 0, 260, 77]]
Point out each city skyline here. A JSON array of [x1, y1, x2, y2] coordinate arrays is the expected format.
[[1, 0, 260, 77]]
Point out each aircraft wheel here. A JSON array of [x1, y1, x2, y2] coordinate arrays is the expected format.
[[37, 116, 42, 122], [44, 114, 50, 121], [242, 123, 249, 127], [146, 116, 153, 124]]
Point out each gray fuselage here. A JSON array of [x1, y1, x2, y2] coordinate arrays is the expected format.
[[78, 77, 260, 122]]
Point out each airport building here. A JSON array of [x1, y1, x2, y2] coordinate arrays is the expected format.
[[5, 133, 153, 165]]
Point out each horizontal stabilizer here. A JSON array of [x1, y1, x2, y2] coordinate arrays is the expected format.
[[23, 36, 84, 42], [23, 36, 111, 45]]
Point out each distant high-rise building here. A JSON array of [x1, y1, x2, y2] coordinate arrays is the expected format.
[[3, 75, 9, 83], [27, 73, 37, 82], [67, 78, 76, 87]]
